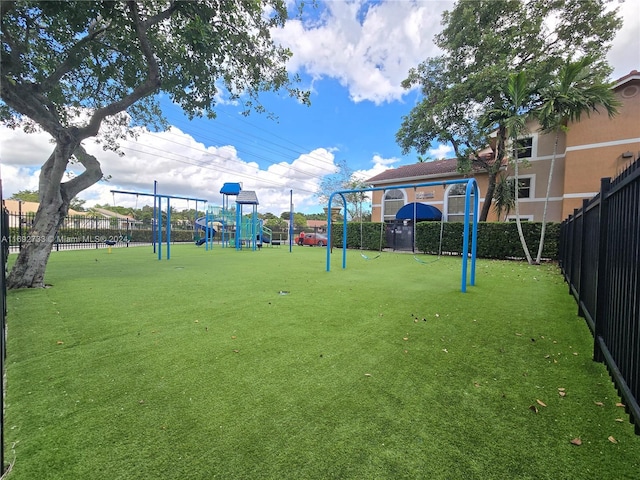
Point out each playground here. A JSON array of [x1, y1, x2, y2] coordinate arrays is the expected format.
[[4, 244, 640, 480]]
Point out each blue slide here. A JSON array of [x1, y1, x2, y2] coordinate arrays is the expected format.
[[194, 217, 217, 245]]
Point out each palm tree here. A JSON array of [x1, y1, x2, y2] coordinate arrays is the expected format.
[[493, 173, 516, 221], [484, 71, 535, 263], [535, 57, 620, 263]]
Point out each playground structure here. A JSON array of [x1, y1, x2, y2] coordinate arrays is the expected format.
[[111, 181, 281, 258], [326, 178, 479, 293]]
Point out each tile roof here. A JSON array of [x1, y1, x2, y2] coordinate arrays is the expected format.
[[236, 190, 259, 205], [366, 158, 461, 184]]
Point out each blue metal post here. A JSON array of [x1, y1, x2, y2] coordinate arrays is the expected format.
[[167, 197, 171, 260], [289, 189, 293, 253], [153, 181, 157, 254], [235, 204, 242, 250], [157, 196, 162, 260], [470, 180, 479, 286]]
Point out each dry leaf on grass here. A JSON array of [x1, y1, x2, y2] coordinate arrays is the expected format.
[[536, 399, 547, 407], [364, 373, 372, 377], [529, 405, 539, 414], [615, 418, 625, 423], [595, 401, 605, 407], [616, 402, 625, 408], [608, 436, 618, 444], [570, 438, 582, 446]]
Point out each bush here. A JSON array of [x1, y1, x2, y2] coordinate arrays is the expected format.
[[330, 221, 560, 260]]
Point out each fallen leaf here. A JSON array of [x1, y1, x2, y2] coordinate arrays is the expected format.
[[515, 333, 523, 336], [570, 438, 582, 446], [474, 382, 481, 388], [56, 341, 64, 345], [558, 387, 566, 391], [529, 405, 539, 414], [403, 337, 409, 341], [595, 401, 605, 407], [194, 320, 199, 323], [231, 336, 237, 339], [435, 313, 440, 317], [559, 391, 566, 397], [615, 418, 625, 423], [536, 399, 547, 407], [232, 349, 239, 353], [573, 352, 578, 356], [364, 373, 372, 377], [608, 436, 618, 444], [616, 402, 625, 408], [442, 348, 448, 353], [544, 354, 550, 358]]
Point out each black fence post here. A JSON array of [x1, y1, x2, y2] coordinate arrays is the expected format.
[[594, 177, 611, 363]]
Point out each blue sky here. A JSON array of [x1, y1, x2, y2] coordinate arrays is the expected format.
[[2, 0, 639, 215]]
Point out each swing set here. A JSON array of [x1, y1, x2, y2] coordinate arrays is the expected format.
[[326, 178, 479, 293], [111, 182, 207, 260]]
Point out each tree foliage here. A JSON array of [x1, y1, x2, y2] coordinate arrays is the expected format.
[[396, 0, 620, 221], [1, 0, 309, 288]]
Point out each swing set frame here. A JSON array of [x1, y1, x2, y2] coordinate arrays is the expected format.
[[326, 178, 479, 293]]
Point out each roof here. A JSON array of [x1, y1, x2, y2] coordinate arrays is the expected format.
[[612, 69, 640, 89], [366, 158, 460, 184], [395, 202, 442, 221], [3, 199, 85, 216], [220, 182, 242, 195], [236, 190, 259, 205]]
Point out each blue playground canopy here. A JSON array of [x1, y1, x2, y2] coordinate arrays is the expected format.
[[220, 182, 242, 195], [395, 202, 442, 221]]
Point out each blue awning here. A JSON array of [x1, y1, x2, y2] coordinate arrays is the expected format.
[[395, 202, 442, 221], [220, 182, 242, 195]]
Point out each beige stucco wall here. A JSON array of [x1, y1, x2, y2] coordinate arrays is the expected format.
[[561, 80, 640, 218]]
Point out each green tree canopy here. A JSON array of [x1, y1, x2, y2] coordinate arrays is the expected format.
[[396, 0, 620, 221], [1, 0, 309, 288]]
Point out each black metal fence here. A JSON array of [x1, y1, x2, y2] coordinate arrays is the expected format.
[[559, 158, 640, 434], [1, 185, 8, 473]]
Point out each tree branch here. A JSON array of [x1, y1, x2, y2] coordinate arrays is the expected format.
[[62, 144, 104, 201], [40, 23, 111, 93], [77, 0, 161, 140]]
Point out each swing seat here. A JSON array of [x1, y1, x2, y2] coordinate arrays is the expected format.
[[195, 238, 206, 246], [105, 240, 117, 246], [413, 254, 440, 265]]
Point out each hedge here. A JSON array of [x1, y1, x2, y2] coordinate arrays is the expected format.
[[331, 221, 560, 261]]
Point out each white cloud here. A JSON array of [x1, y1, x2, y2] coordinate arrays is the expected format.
[[274, 0, 452, 104], [276, 0, 638, 103], [353, 154, 400, 182], [606, 0, 640, 80], [429, 143, 453, 160], [0, 125, 338, 215]]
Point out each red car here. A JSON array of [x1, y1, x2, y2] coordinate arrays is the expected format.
[[296, 233, 328, 247]]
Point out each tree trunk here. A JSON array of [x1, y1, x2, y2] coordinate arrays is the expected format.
[[480, 170, 498, 221], [513, 153, 533, 264], [6, 199, 68, 289], [535, 132, 559, 264], [7, 138, 104, 289]]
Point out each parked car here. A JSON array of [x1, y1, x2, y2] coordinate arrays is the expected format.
[[296, 233, 328, 247]]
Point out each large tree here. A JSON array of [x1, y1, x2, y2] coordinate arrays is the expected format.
[[396, 0, 620, 221], [1, 0, 309, 288]]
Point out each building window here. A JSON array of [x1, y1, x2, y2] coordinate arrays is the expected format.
[[383, 189, 405, 221], [513, 137, 533, 158], [517, 177, 532, 198], [446, 183, 475, 222]]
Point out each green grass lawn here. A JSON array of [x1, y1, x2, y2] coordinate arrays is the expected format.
[[4, 244, 640, 479]]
